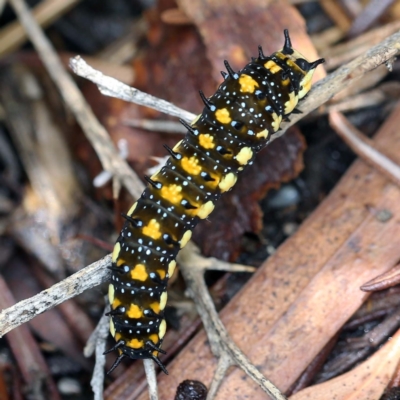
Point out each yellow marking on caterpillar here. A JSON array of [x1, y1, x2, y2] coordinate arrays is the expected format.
[[142, 219, 162, 240], [236, 147, 253, 165], [127, 338, 144, 349], [116, 258, 125, 267], [112, 242, 121, 263], [160, 184, 182, 204], [215, 108, 232, 124], [127, 304, 143, 319], [157, 269, 166, 279], [191, 114, 201, 125], [112, 298, 121, 309], [127, 202, 137, 216], [284, 91, 298, 114], [286, 59, 296, 69], [219, 172, 237, 192], [115, 332, 122, 342], [109, 318, 116, 337], [264, 60, 282, 73], [181, 156, 202, 175], [198, 133, 215, 149], [168, 260, 176, 277], [299, 69, 314, 99], [149, 333, 159, 344], [197, 201, 215, 219], [271, 113, 283, 132], [160, 292, 168, 311], [173, 139, 183, 151], [150, 302, 160, 314], [130, 264, 148, 281], [180, 230, 192, 248], [159, 319, 167, 339], [150, 168, 162, 180], [256, 129, 269, 139], [108, 284, 115, 304], [239, 74, 259, 93]]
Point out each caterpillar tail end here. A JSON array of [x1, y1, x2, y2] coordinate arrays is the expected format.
[[150, 353, 169, 375], [107, 353, 125, 375]]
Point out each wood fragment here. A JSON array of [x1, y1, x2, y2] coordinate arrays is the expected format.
[[0, 0, 82, 56], [319, 0, 351, 31], [290, 328, 400, 399], [361, 262, 400, 291], [329, 111, 400, 187], [347, 0, 396, 37]]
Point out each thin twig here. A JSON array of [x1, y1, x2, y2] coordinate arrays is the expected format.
[[0, 0, 6, 16], [7, 0, 144, 200], [144, 359, 159, 400], [0, 255, 111, 337], [0, 0, 82, 56], [69, 56, 196, 122], [207, 353, 233, 400], [88, 311, 109, 400], [329, 111, 400, 186], [122, 118, 187, 134], [178, 244, 287, 400]]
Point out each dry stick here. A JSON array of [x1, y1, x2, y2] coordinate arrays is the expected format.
[[0, 254, 110, 337], [178, 245, 287, 400], [0, 0, 82, 56], [122, 119, 187, 135], [329, 111, 400, 186], [7, 0, 144, 200], [0, 25, 399, 349], [207, 353, 233, 399], [70, 56, 195, 122], [0, 0, 6, 15], [322, 21, 400, 71], [87, 311, 109, 400], [347, 0, 395, 38], [143, 360, 159, 400]]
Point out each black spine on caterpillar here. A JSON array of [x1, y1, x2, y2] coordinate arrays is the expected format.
[[106, 29, 324, 374]]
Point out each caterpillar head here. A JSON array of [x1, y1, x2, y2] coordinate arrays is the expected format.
[[280, 29, 324, 99]]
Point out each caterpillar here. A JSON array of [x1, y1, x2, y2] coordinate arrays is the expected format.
[[106, 29, 324, 374]]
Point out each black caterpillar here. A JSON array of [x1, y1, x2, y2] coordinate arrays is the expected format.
[[106, 30, 324, 373]]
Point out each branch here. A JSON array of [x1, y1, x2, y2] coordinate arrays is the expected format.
[[0, 255, 111, 337], [69, 56, 196, 123]]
